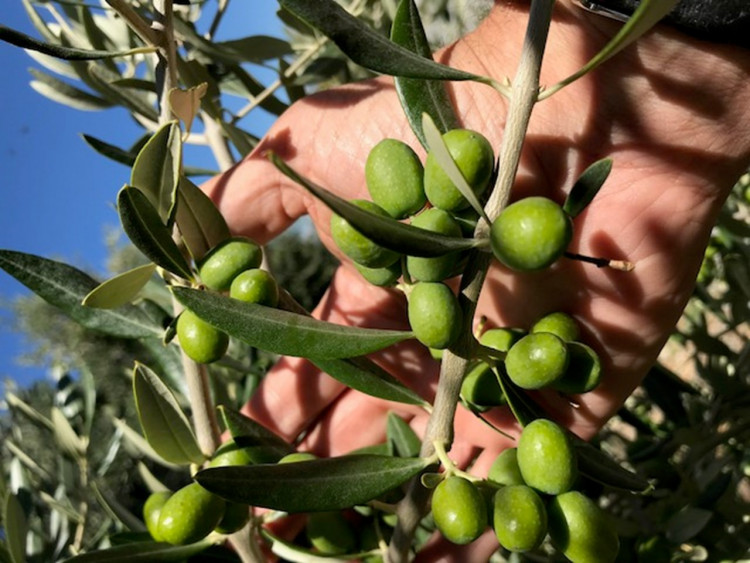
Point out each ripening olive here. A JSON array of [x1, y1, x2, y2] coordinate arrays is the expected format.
[[143, 491, 171, 542], [487, 448, 525, 487], [493, 485, 548, 552], [517, 419, 577, 495], [306, 511, 357, 555], [407, 208, 463, 282], [355, 260, 402, 287], [407, 282, 462, 349], [229, 268, 279, 307], [461, 362, 506, 408], [553, 342, 602, 395], [547, 491, 620, 563], [176, 309, 229, 364], [531, 311, 580, 342], [330, 200, 400, 268], [490, 196, 572, 271], [424, 129, 495, 212], [198, 237, 263, 291], [365, 138, 426, 219], [431, 476, 488, 545], [505, 332, 569, 390], [157, 482, 226, 545], [480, 327, 525, 353]]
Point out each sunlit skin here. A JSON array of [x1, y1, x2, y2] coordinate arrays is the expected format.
[[203, 1, 750, 559]]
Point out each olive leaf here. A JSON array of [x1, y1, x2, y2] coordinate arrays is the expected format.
[[218, 406, 293, 455], [83, 63, 160, 122], [174, 177, 231, 264], [117, 186, 193, 280], [28, 67, 113, 111], [3, 492, 27, 563], [265, 531, 353, 563], [422, 113, 490, 222], [82, 263, 157, 309], [63, 539, 214, 562], [563, 158, 613, 218], [50, 407, 87, 459], [0, 250, 162, 339], [387, 412, 422, 457], [173, 287, 413, 359], [111, 418, 181, 470], [391, 0, 459, 149], [574, 439, 652, 493], [132, 363, 205, 465], [196, 454, 429, 512], [491, 365, 540, 427], [91, 481, 148, 533], [130, 121, 182, 225], [278, 0, 486, 82], [269, 153, 481, 257]]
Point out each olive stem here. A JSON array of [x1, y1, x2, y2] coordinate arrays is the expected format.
[[387, 2, 555, 561]]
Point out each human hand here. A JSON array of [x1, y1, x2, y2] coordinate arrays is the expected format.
[[204, 1, 750, 558]]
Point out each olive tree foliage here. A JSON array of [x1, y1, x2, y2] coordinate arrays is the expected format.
[[0, 1, 748, 562]]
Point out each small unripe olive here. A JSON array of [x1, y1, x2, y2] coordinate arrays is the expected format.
[[461, 362, 505, 408], [355, 261, 402, 287], [493, 485, 548, 552], [143, 491, 171, 542], [157, 482, 226, 545], [198, 237, 262, 291], [553, 342, 602, 395], [229, 268, 279, 307], [480, 327, 525, 353], [330, 200, 400, 268], [407, 208, 463, 282], [365, 138, 426, 219], [431, 476, 488, 545], [490, 196, 572, 271], [424, 129, 495, 212], [505, 332, 569, 390], [407, 282, 462, 350], [306, 511, 357, 555], [548, 491, 620, 563], [531, 311, 580, 342], [517, 419, 577, 495], [176, 309, 229, 364], [487, 448, 524, 487]]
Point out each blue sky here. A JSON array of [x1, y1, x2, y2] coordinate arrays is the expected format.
[[0, 2, 283, 388]]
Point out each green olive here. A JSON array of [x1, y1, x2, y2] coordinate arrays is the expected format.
[[480, 327, 526, 353], [306, 511, 357, 555], [143, 491, 171, 542], [424, 129, 495, 212], [157, 482, 226, 545], [229, 268, 279, 307], [330, 200, 400, 268], [531, 311, 580, 342], [487, 448, 525, 487], [493, 485, 548, 552], [176, 309, 228, 364], [505, 332, 569, 390], [548, 491, 620, 563], [517, 419, 577, 495], [431, 476, 488, 545], [461, 362, 506, 408], [198, 237, 263, 291], [490, 196, 572, 271], [214, 501, 250, 535], [365, 138, 426, 219], [406, 208, 463, 282], [278, 452, 318, 464], [209, 440, 280, 467], [407, 282, 462, 349], [355, 260, 402, 287], [553, 342, 602, 395]]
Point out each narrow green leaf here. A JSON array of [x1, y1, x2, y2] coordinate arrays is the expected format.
[[63, 539, 213, 562], [391, 0, 459, 148], [111, 418, 181, 470], [79, 366, 96, 437], [541, 0, 680, 99], [422, 113, 489, 221], [133, 363, 205, 465], [266, 532, 351, 563], [0, 250, 161, 338], [3, 493, 27, 563], [90, 482, 147, 533], [213, 36, 293, 63], [221, 65, 289, 116], [131, 122, 182, 225], [270, 153, 481, 257], [196, 454, 429, 512], [175, 177, 231, 264], [312, 357, 426, 406], [492, 365, 541, 427], [563, 158, 612, 218], [278, 0, 485, 82], [173, 287, 412, 359], [29, 68, 113, 111], [117, 186, 193, 280], [50, 407, 87, 459], [665, 507, 713, 544], [85, 63, 159, 122], [387, 412, 422, 457], [0, 24, 154, 61], [218, 406, 293, 454], [575, 439, 652, 493], [82, 263, 157, 309], [81, 134, 135, 166]]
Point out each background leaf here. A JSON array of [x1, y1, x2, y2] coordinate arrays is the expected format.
[[173, 287, 413, 360], [174, 177, 231, 264], [218, 406, 293, 455], [29, 68, 113, 111], [0, 250, 161, 338], [51, 407, 86, 459], [575, 438, 651, 493], [387, 412, 422, 457], [196, 454, 428, 512], [563, 158, 612, 217], [3, 492, 27, 563], [132, 363, 205, 465], [63, 539, 213, 562], [82, 263, 157, 309]]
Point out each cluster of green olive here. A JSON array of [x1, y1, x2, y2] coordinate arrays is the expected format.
[[175, 236, 280, 364], [431, 419, 619, 562]]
